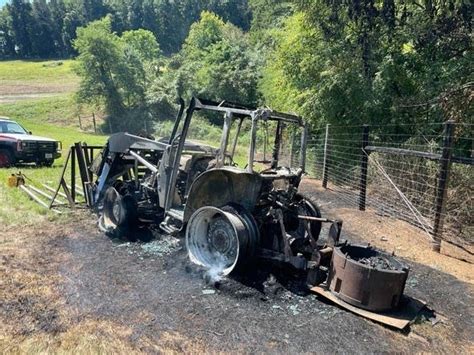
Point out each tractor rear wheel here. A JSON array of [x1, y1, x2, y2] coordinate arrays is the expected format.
[[186, 205, 258, 276]]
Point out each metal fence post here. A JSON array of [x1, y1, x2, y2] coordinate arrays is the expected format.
[[432, 120, 455, 252], [359, 125, 370, 211], [322, 124, 330, 188], [289, 132, 295, 168]]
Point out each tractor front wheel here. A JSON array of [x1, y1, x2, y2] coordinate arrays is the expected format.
[[99, 187, 138, 240]]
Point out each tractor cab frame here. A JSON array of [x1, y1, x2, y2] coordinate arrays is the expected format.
[[92, 97, 341, 276]]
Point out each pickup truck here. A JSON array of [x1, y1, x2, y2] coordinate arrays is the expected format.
[[0, 117, 61, 167]]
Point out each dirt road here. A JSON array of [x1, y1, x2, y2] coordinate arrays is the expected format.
[[0, 80, 77, 103], [1, 182, 473, 353]]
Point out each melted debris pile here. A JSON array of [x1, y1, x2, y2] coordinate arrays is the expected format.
[[352, 255, 398, 270], [140, 236, 181, 256]]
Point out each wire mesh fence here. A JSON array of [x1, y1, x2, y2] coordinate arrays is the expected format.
[[77, 113, 103, 133], [303, 121, 473, 249]]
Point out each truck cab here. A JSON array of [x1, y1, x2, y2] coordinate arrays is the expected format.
[[0, 117, 61, 167]]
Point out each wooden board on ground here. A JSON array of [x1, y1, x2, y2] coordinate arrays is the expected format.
[[311, 285, 426, 330]]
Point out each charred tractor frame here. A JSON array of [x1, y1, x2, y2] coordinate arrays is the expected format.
[[14, 96, 415, 326], [90, 97, 342, 277]]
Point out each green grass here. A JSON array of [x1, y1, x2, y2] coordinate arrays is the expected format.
[[0, 94, 85, 125], [0, 59, 78, 83]]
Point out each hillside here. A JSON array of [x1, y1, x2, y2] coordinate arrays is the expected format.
[[0, 60, 78, 104]]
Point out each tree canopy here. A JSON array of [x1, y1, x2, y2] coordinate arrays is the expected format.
[[0, 0, 252, 58], [260, 0, 472, 130], [1, 0, 471, 133]]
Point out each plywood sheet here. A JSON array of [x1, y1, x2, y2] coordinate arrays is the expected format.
[[311, 285, 426, 330]]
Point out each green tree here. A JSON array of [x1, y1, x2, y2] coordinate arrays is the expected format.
[[184, 10, 225, 52], [74, 17, 161, 132], [0, 7, 15, 58], [122, 28, 160, 61], [30, 0, 56, 57], [127, 0, 144, 29], [207, 0, 251, 30], [74, 17, 126, 130], [49, 0, 67, 55], [182, 11, 261, 106], [82, 0, 108, 22], [248, 0, 292, 44], [155, 0, 186, 54], [62, 3, 85, 55], [141, 0, 159, 34], [7, 0, 34, 57], [260, 1, 473, 131]]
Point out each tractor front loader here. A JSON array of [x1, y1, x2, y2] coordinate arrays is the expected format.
[[87, 97, 342, 278]]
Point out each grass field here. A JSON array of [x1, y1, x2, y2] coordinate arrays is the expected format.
[[0, 60, 79, 102], [0, 60, 77, 83], [0, 94, 82, 124]]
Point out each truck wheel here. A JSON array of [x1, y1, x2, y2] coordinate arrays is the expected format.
[[0, 149, 14, 168], [186, 205, 258, 276]]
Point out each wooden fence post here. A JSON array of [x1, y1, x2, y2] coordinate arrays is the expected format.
[[322, 124, 330, 188], [432, 120, 455, 252], [70, 147, 76, 202], [78, 114, 82, 130], [359, 125, 370, 211], [92, 112, 97, 133]]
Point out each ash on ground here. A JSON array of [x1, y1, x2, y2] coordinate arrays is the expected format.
[[140, 235, 181, 256], [350, 255, 399, 270]]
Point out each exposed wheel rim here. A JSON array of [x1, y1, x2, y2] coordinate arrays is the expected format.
[[186, 206, 256, 276]]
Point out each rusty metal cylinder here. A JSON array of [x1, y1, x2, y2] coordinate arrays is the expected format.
[[328, 244, 409, 312]]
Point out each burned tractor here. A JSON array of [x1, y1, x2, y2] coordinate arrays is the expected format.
[[89, 97, 342, 277]]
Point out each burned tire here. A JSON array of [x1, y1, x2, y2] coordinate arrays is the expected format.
[[186, 205, 258, 276], [99, 187, 137, 240], [0, 149, 14, 168], [285, 193, 322, 243]]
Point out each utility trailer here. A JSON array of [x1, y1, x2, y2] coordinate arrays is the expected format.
[[89, 97, 342, 277]]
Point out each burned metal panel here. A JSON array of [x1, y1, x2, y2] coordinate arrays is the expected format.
[[108, 133, 167, 153], [183, 167, 262, 222]]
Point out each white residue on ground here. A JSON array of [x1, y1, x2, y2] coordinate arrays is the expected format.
[[140, 236, 181, 256]]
